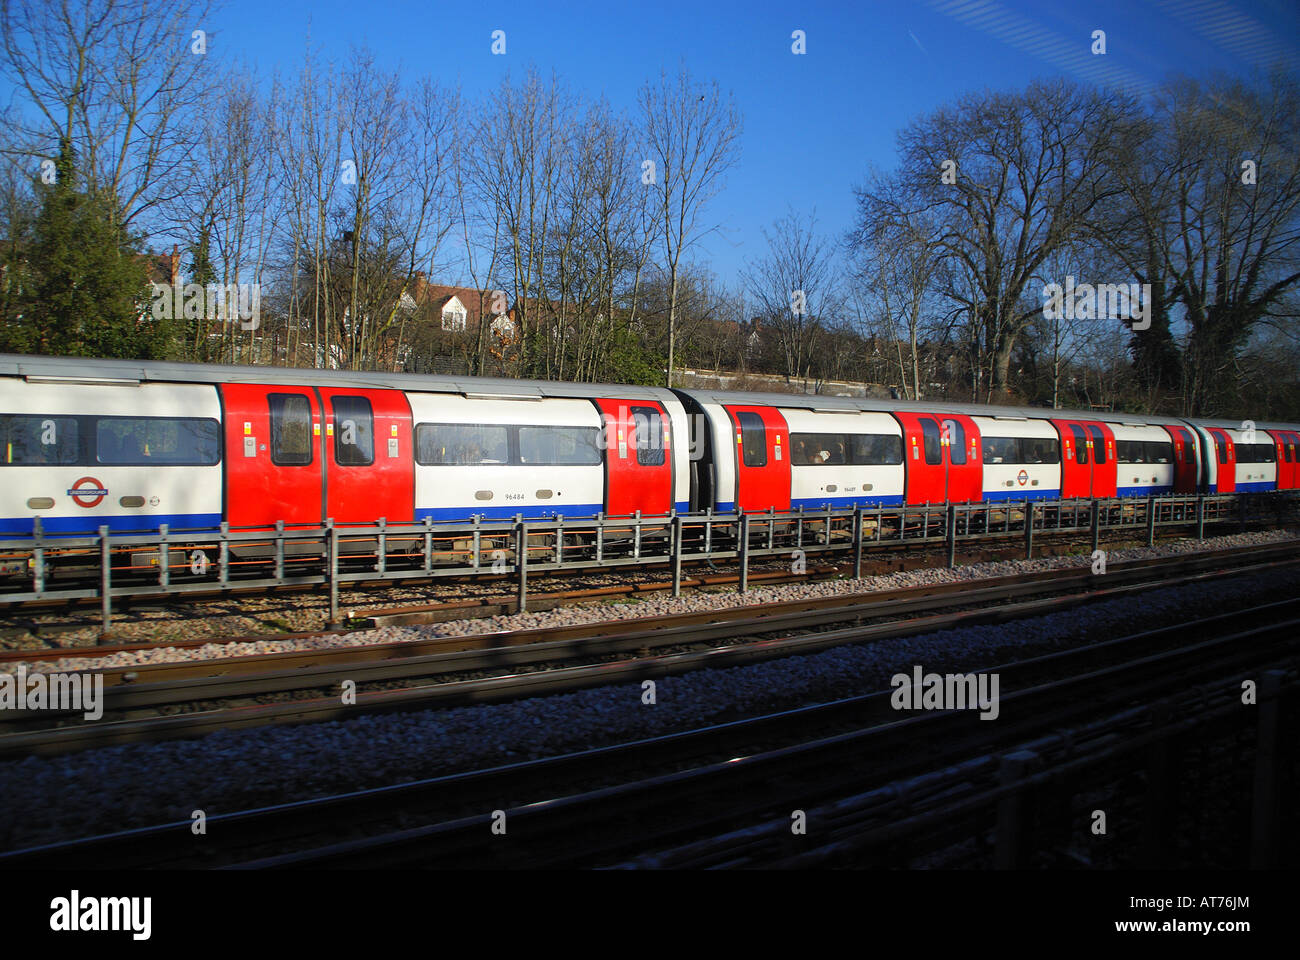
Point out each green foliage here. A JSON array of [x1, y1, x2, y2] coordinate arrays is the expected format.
[[600, 322, 664, 385], [11, 140, 172, 360]]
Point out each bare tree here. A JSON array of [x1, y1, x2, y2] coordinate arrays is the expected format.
[[466, 68, 573, 377], [743, 208, 838, 385], [0, 0, 219, 231], [858, 79, 1133, 399], [639, 64, 740, 387], [1108, 71, 1300, 415], [848, 174, 944, 398]]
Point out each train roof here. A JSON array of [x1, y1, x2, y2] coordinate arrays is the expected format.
[[4, 354, 1296, 430], [0, 353, 678, 404], [671, 387, 1194, 427], [1188, 418, 1300, 432]]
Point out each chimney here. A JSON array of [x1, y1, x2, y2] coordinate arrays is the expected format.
[[414, 271, 427, 298], [170, 244, 180, 284]]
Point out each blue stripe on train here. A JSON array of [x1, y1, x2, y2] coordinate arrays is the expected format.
[[0, 513, 223, 536], [416, 504, 606, 522], [1116, 485, 1175, 497], [712, 496, 906, 513], [1231, 480, 1276, 493], [416, 501, 691, 522], [791, 494, 906, 510], [979, 489, 1061, 502]]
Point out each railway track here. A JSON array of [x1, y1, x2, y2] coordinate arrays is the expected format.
[[4, 588, 1294, 869], [0, 560, 848, 657], [4, 529, 1292, 664], [1, 540, 1296, 759], [1, 508, 1286, 646]]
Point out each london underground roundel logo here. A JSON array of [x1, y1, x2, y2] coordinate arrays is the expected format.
[[68, 477, 109, 508], [1017, 469, 1029, 486]]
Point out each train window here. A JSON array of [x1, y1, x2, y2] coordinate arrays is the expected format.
[[331, 396, 374, 466], [269, 394, 313, 466], [791, 433, 846, 465], [736, 412, 767, 467], [1070, 425, 1088, 464], [849, 434, 903, 465], [0, 415, 80, 465], [982, 437, 1018, 464], [1145, 441, 1173, 464], [792, 433, 902, 466], [945, 421, 967, 464], [1214, 434, 1229, 464], [1239, 442, 1275, 464], [415, 424, 509, 465], [520, 426, 602, 466], [1023, 438, 1059, 463], [630, 406, 665, 467], [980, 436, 1057, 464], [919, 418, 941, 465], [1286, 439, 1294, 463], [96, 418, 220, 465], [1116, 440, 1145, 463], [1087, 426, 1107, 464]]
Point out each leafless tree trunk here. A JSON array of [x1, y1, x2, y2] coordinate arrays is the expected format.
[[639, 64, 740, 387], [743, 207, 837, 384], [0, 0, 218, 230]]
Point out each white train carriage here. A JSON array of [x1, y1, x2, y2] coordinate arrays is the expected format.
[[0, 378, 223, 535], [971, 415, 1062, 501], [406, 384, 691, 522], [1232, 430, 1278, 492], [407, 393, 606, 521], [779, 408, 905, 509], [1110, 423, 1176, 496], [1190, 422, 1278, 493]]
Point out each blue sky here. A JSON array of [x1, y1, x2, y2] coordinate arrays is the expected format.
[[151, 0, 1300, 284]]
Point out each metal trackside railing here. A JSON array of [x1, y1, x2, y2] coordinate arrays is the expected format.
[[0, 492, 1294, 638]]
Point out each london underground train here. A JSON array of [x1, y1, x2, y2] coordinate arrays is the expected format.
[[0, 353, 1296, 538]]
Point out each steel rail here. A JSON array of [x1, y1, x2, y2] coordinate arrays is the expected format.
[[3, 548, 1297, 757]]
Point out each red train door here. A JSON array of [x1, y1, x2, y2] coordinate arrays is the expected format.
[[939, 414, 982, 502], [1053, 419, 1116, 498], [895, 412, 982, 504], [723, 405, 790, 512], [220, 382, 325, 527], [317, 387, 414, 524], [1164, 425, 1199, 493], [594, 398, 673, 515], [1207, 428, 1236, 492], [1268, 430, 1294, 490], [1085, 423, 1117, 497]]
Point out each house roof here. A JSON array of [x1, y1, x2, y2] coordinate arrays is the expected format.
[[410, 276, 506, 328]]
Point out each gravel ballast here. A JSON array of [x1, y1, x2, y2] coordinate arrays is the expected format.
[[3, 528, 1293, 676]]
